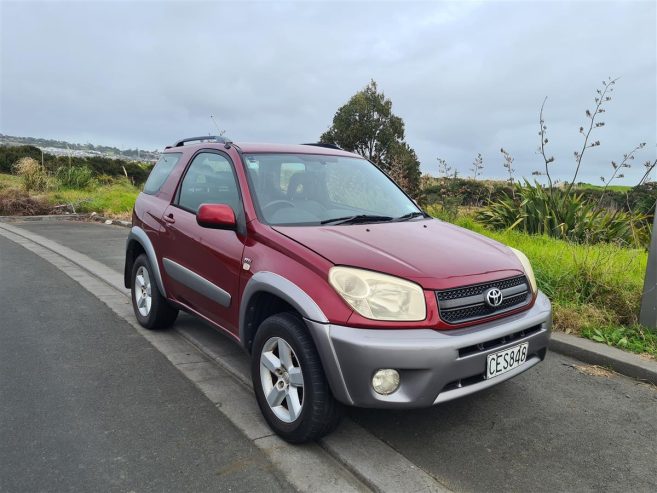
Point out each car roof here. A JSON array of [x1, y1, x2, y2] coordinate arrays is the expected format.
[[163, 141, 361, 158]]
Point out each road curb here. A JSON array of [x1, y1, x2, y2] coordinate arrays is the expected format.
[[549, 332, 657, 385], [0, 213, 132, 228]]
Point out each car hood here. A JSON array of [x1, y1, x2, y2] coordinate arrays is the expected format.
[[273, 219, 525, 290]]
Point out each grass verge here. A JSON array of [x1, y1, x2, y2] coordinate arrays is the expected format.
[[50, 180, 139, 218], [1, 172, 139, 219], [581, 325, 657, 359]]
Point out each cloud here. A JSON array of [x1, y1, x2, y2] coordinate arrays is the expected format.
[[1, 0, 655, 184]]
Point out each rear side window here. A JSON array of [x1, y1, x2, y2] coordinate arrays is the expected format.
[[143, 153, 181, 195]]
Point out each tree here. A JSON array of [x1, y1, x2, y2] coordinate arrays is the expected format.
[[387, 142, 421, 198], [320, 80, 421, 196], [320, 80, 405, 169]]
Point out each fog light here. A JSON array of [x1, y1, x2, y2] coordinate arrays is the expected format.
[[372, 369, 400, 395]]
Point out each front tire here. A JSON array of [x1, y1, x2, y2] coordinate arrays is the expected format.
[[251, 313, 343, 443], [131, 254, 178, 330]]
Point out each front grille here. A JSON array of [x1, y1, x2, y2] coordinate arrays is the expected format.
[[436, 275, 531, 324]]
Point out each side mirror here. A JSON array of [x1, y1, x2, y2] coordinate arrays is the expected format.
[[196, 204, 236, 230]]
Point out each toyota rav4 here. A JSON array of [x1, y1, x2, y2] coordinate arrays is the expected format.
[[125, 136, 552, 443]]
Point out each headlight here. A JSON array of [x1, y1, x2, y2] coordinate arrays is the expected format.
[[328, 267, 426, 321], [509, 247, 537, 294]]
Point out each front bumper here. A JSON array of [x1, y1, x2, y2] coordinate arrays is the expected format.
[[305, 291, 552, 409]]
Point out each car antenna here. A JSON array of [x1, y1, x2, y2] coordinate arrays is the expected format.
[[210, 114, 231, 149]]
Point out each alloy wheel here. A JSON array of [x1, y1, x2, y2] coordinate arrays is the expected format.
[[134, 266, 152, 317], [259, 337, 305, 423]]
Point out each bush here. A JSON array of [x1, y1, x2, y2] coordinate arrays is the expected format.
[[421, 178, 504, 207], [0, 145, 42, 173], [55, 165, 95, 189], [576, 184, 657, 216], [95, 174, 117, 186], [627, 182, 657, 215], [0, 145, 153, 184], [420, 176, 657, 220], [12, 157, 51, 192], [476, 181, 651, 247]]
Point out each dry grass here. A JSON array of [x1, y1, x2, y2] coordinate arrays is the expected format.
[[106, 211, 132, 221], [553, 304, 614, 335], [571, 364, 616, 378], [0, 188, 52, 216]]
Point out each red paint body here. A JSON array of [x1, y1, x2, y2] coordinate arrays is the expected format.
[[133, 142, 533, 341]]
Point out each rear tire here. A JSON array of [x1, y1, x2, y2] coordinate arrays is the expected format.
[[251, 312, 343, 443], [131, 254, 178, 330]]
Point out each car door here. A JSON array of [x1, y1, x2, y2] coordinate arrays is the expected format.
[[160, 149, 246, 336]]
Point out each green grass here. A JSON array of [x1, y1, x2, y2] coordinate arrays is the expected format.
[[0, 173, 22, 189], [582, 325, 657, 359], [50, 180, 139, 217], [576, 183, 632, 192], [426, 204, 654, 359]]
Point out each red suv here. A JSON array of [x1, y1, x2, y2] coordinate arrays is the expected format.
[[125, 136, 552, 443]]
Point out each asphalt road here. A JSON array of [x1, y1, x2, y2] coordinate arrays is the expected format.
[[0, 232, 291, 492], [8, 220, 657, 492]]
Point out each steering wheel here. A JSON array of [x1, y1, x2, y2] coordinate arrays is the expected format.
[[262, 200, 295, 216]]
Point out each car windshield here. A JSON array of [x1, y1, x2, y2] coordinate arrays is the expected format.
[[243, 153, 421, 226]]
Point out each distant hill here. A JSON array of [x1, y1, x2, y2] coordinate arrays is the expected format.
[[0, 134, 160, 162]]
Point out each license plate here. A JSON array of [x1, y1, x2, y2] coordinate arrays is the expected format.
[[486, 343, 528, 379]]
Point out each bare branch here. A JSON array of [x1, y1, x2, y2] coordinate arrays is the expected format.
[[538, 96, 554, 192], [598, 142, 646, 206], [470, 153, 484, 180], [501, 148, 516, 197], [638, 154, 657, 186], [565, 76, 620, 196]]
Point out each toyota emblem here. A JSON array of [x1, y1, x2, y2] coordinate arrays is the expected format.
[[485, 287, 504, 307]]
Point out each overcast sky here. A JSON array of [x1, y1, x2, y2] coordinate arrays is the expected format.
[[1, 0, 655, 183]]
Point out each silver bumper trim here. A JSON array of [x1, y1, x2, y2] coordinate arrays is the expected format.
[[305, 291, 552, 409]]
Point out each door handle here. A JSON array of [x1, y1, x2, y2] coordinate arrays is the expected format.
[[164, 213, 175, 224]]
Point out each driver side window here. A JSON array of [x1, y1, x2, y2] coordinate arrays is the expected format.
[[177, 152, 240, 214]]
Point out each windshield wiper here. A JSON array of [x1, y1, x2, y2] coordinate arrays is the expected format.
[[320, 214, 394, 225], [394, 211, 426, 222]]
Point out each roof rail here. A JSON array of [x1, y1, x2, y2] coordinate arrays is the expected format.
[[301, 142, 342, 150], [173, 136, 231, 147]]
